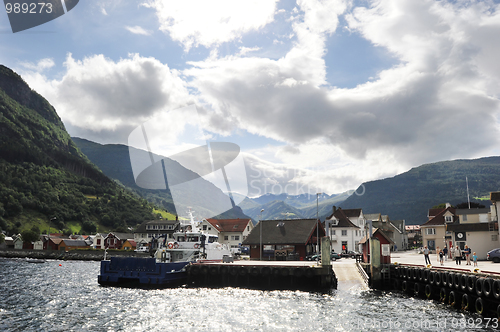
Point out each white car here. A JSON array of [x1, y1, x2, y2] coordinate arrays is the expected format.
[[134, 247, 148, 252]]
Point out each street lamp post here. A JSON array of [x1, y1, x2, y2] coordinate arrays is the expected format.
[[316, 193, 320, 254], [260, 209, 264, 261]]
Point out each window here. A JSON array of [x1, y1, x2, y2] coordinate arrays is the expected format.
[[203, 225, 207, 230], [332, 230, 336, 235], [247, 226, 250, 231], [425, 228, 436, 235], [224, 236, 228, 241], [463, 214, 468, 221], [445, 216, 452, 223], [235, 236, 240, 241], [341, 230, 347, 236], [96, 239, 101, 245]]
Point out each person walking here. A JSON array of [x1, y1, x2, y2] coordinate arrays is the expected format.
[[473, 252, 478, 267], [443, 246, 448, 261], [439, 249, 444, 266], [464, 245, 471, 265], [455, 245, 462, 265], [424, 246, 431, 265]]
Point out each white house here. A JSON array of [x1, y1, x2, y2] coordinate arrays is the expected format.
[[203, 218, 254, 251], [325, 207, 366, 253]]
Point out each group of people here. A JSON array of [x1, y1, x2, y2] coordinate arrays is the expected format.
[[423, 245, 477, 267]]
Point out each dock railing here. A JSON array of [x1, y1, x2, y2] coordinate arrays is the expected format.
[[356, 262, 370, 286]]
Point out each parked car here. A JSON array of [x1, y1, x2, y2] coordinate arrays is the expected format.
[[134, 246, 148, 252], [331, 252, 341, 261], [487, 248, 500, 263], [306, 254, 320, 261], [340, 251, 360, 258]]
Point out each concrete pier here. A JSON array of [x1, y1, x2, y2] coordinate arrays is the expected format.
[[186, 260, 337, 291]]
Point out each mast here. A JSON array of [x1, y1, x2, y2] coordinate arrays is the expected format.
[[466, 176, 471, 209]]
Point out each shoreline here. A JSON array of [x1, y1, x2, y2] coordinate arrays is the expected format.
[[0, 248, 150, 261]]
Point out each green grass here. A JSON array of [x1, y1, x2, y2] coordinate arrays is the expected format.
[[153, 208, 177, 220]]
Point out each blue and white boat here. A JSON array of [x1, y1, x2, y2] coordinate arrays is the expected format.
[[98, 211, 232, 287]]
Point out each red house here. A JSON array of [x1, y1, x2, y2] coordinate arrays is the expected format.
[[104, 232, 134, 249], [360, 228, 394, 264]]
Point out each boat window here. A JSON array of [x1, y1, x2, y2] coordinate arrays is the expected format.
[[177, 236, 185, 242]]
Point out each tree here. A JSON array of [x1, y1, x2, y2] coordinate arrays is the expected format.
[[20, 229, 39, 243], [456, 202, 486, 209]]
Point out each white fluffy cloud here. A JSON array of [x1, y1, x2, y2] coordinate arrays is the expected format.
[[144, 0, 279, 50], [185, 0, 500, 179], [22, 54, 192, 133]]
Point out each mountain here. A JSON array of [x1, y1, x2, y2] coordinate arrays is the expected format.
[[0, 65, 156, 235], [72, 138, 250, 221], [243, 200, 305, 220], [239, 191, 350, 220], [340, 157, 500, 225]]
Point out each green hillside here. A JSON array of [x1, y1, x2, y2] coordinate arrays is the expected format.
[[72, 138, 251, 221], [0, 65, 156, 235], [340, 157, 500, 224]]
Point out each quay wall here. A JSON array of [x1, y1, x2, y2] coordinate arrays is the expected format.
[[0, 248, 149, 261], [390, 264, 500, 318], [186, 263, 338, 291]]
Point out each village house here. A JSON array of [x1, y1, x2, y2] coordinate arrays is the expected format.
[[133, 219, 180, 247], [121, 239, 137, 251], [104, 232, 134, 249], [325, 207, 365, 253], [405, 225, 421, 248], [421, 203, 457, 253], [59, 239, 89, 251], [202, 218, 254, 251], [242, 219, 324, 260], [92, 233, 106, 249], [365, 213, 408, 251], [445, 192, 500, 260]]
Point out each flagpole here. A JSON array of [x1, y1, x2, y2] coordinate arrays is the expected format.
[[466, 176, 470, 209]]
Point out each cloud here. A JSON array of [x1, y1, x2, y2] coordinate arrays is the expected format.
[[125, 25, 153, 36], [21, 53, 192, 134], [19, 58, 55, 72], [184, 0, 500, 179], [144, 0, 278, 50]]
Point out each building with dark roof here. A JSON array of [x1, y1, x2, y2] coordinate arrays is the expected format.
[[326, 207, 365, 253], [421, 204, 456, 252], [133, 220, 180, 247], [201, 218, 254, 251], [242, 218, 324, 260]]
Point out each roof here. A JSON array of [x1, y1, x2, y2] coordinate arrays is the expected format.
[[107, 232, 134, 240], [327, 208, 360, 229], [455, 208, 491, 215], [341, 209, 362, 218], [242, 219, 324, 245], [205, 218, 252, 233], [421, 207, 457, 227], [359, 228, 394, 245], [364, 213, 381, 221], [61, 239, 88, 247], [134, 220, 179, 233], [428, 208, 445, 218]]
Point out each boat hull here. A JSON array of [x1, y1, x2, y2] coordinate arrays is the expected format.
[[98, 257, 190, 287]]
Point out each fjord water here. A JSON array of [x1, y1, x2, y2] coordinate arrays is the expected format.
[[0, 258, 495, 331]]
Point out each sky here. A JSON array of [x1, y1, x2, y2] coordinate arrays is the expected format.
[[1, 0, 500, 198]]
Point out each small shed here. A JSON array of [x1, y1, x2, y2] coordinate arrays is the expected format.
[[359, 228, 394, 264], [121, 239, 137, 251], [59, 239, 89, 251], [242, 219, 325, 260]]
